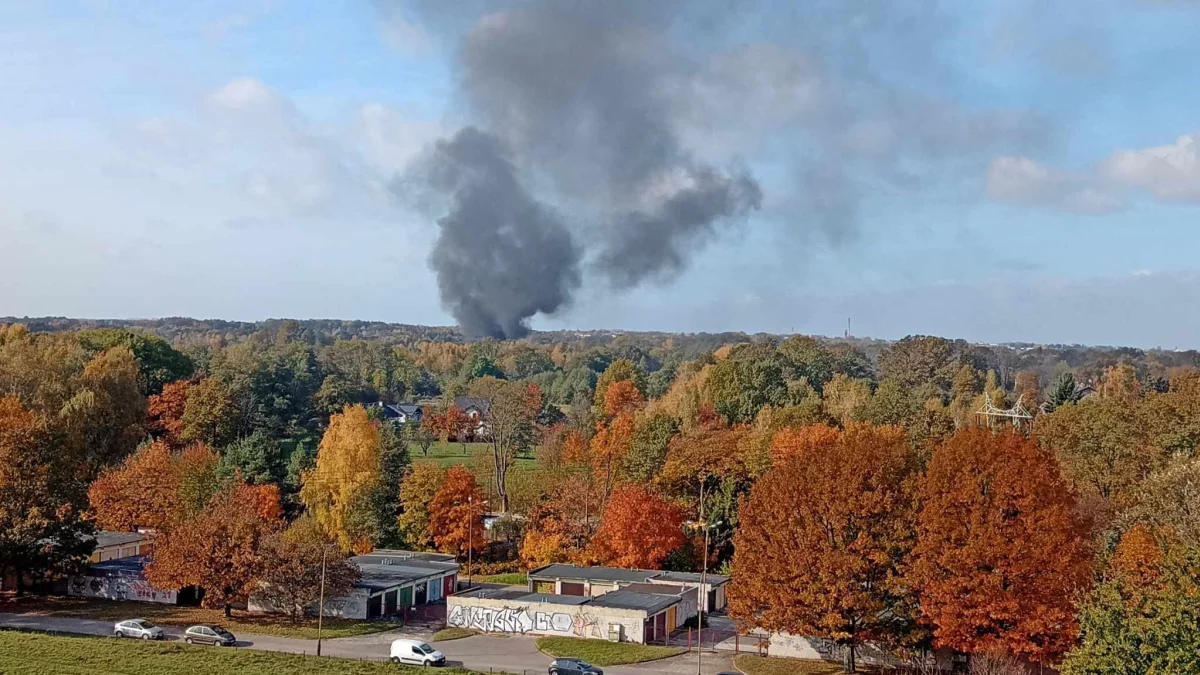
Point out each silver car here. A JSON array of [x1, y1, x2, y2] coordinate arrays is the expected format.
[[113, 619, 165, 640]]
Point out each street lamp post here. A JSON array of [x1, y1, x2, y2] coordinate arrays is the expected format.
[[465, 496, 488, 589], [316, 546, 327, 657], [697, 477, 706, 675], [467, 496, 474, 589]]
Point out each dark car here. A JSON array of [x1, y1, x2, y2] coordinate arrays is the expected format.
[[549, 658, 603, 675], [183, 624, 236, 646]]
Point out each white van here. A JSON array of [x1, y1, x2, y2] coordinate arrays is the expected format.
[[389, 638, 446, 667]]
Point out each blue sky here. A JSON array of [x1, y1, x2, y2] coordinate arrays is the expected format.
[[4, 0, 1200, 347]]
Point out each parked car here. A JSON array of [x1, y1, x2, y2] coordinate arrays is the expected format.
[[113, 619, 164, 640], [389, 638, 446, 667], [183, 624, 236, 646], [549, 658, 603, 675]]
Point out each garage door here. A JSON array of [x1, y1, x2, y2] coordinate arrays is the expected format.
[[400, 586, 413, 607], [533, 581, 555, 594], [561, 582, 585, 596], [428, 579, 442, 602]]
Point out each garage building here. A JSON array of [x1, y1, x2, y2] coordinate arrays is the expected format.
[[528, 564, 730, 612], [447, 586, 680, 644]]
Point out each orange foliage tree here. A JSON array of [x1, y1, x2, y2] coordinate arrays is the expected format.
[[589, 484, 685, 569], [146, 379, 192, 447], [590, 380, 645, 500], [146, 480, 283, 616], [729, 424, 918, 673], [88, 440, 219, 532], [428, 466, 487, 557], [910, 427, 1092, 663], [520, 473, 604, 568]]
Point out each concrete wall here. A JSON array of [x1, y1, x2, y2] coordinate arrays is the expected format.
[[765, 632, 955, 670], [68, 575, 176, 605], [250, 588, 371, 620], [447, 595, 648, 643]]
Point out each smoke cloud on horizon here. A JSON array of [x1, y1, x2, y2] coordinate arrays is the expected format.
[[392, 0, 1047, 338]]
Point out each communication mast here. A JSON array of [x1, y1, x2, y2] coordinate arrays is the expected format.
[[975, 393, 1033, 430]]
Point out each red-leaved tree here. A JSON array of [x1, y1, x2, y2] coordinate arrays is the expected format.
[[910, 427, 1092, 663], [146, 481, 283, 616], [589, 484, 685, 569], [729, 424, 918, 673]]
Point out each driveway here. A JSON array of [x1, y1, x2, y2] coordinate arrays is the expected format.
[[0, 612, 736, 675]]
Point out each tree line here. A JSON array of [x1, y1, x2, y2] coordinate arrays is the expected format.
[[2, 322, 1199, 671]]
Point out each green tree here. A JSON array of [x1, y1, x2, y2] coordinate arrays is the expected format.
[[707, 358, 789, 424], [1063, 546, 1200, 675], [1045, 372, 1084, 412], [779, 335, 836, 392], [217, 430, 285, 486], [623, 413, 678, 483], [877, 335, 962, 393], [77, 328, 194, 396]]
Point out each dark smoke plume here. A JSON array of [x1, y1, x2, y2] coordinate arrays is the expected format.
[[394, 0, 1044, 337], [410, 0, 762, 336], [421, 127, 580, 339]]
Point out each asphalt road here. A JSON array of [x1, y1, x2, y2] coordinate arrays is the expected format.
[[0, 612, 737, 675]]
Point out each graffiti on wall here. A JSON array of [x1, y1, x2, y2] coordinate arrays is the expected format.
[[69, 576, 176, 604], [447, 604, 610, 639]]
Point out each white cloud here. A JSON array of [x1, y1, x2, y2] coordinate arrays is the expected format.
[[986, 156, 1124, 214], [378, 7, 430, 56], [1104, 134, 1200, 201]]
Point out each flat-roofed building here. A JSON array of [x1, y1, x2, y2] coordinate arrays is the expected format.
[[528, 563, 730, 612], [446, 585, 680, 644]]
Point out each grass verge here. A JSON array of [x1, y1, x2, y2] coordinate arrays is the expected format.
[[734, 653, 879, 675], [0, 629, 481, 675], [0, 595, 394, 640], [535, 636, 684, 666], [432, 627, 478, 641], [478, 573, 528, 586]]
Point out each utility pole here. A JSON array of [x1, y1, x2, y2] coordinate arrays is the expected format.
[[467, 496, 474, 589], [697, 477, 706, 675], [316, 546, 327, 657]]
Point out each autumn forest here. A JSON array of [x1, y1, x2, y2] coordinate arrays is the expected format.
[[2, 318, 1198, 672]]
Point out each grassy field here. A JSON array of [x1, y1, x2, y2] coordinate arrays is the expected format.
[[410, 441, 538, 468], [478, 573, 528, 586], [0, 630, 483, 675], [535, 636, 684, 666], [0, 596, 394, 640], [734, 654, 879, 675], [431, 627, 478, 641]]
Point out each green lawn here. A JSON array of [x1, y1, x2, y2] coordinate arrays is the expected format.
[[0, 630, 482, 675], [535, 636, 684, 666], [478, 573, 528, 586], [0, 595, 393, 640], [432, 627, 478, 641], [734, 654, 878, 675], [409, 441, 539, 468]]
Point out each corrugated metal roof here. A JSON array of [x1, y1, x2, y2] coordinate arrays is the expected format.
[[622, 582, 698, 601], [354, 562, 454, 591], [93, 531, 145, 548], [529, 564, 655, 583], [514, 593, 590, 605], [589, 589, 678, 614], [655, 571, 730, 585]]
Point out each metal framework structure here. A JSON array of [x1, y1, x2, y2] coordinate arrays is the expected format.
[[975, 393, 1033, 428]]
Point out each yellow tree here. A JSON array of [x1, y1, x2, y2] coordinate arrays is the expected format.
[[301, 405, 385, 553], [398, 462, 447, 550], [590, 380, 644, 500]]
